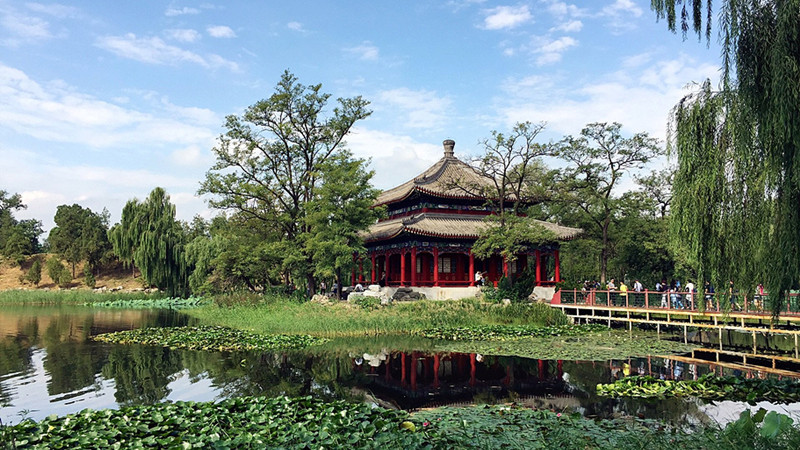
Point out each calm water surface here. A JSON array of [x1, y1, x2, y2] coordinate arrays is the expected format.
[[1, 305, 799, 427]]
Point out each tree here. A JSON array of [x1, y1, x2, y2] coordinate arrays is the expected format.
[[199, 70, 371, 296], [653, 1, 800, 316], [25, 259, 42, 286], [45, 256, 71, 287], [48, 204, 112, 277], [109, 187, 189, 297], [449, 122, 559, 265], [0, 190, 42, 263], [554, 122, 662, 283], [305, 151, 382, 289]]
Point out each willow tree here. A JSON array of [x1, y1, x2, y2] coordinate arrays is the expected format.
[[653, 1, 800, 316], [109, 187, 188, 297]]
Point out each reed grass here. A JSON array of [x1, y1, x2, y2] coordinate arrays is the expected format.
[[0, 289, 166, 305], [186, 297, 569, 337]]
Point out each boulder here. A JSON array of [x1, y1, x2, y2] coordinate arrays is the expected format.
[[367, 284, 381, 292]]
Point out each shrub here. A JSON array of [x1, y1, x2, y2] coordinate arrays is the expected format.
[[352, 296, 381, 310], [83, 265, 96, 289], [25, 259, 42, 285]]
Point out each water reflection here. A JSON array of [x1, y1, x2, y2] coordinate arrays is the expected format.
[[1, 306, 799, 426]]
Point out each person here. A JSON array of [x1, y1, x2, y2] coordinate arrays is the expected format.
[[474, 271, 483, 286], [607, 278, 616, 290], [319, 280, 327, 295], [379, 272, 386, 287], [754, 283, 765, 311], [331, 282, 339, 299], [729, 280, 738, 311], [633, 279, 643, 292], [670, 280, 682, 309], [656, 280, 667, 307], [606, 278, 616, 306], [619, 281, 628, 305], [704, 281, 715, 310], [685, 280, 695, 309]]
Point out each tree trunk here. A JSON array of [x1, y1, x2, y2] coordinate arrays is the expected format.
[[600, 220, 610, 284]]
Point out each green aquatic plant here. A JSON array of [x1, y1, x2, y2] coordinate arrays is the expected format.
[[87, 296, 208, 309], [91, 326, 327, 352], [597, 374, 800, 404], [414, 324, 608, 341]]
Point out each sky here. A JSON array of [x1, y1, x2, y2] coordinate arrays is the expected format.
[[0, 0, 722, 232]]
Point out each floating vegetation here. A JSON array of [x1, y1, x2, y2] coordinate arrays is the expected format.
[[87, 296, 209, 309], [436, 331, 697, 361], [597, 374, 800, 404], [1, 396, 428, 449], [91, 326, 327, 352], [414, 324, 608, 341], [5, 396, 800, 449]]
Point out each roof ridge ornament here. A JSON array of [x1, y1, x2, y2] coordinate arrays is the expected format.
[[443, 139, 455, 158]]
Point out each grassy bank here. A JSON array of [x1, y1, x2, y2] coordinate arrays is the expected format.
[[3, 396, 798, 449], [0, 289, 166, 305], [186, 297, 569, 337]]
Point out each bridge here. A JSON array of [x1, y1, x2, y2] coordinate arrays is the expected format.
[[551, 289, 800, 356]]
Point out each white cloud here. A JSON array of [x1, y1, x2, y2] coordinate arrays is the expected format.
[[600, 0, 643, 33], [376, 88, 453, 130], [166, 28, 201, 43], [481, 5, 532, 30], [1, 9, 51, 45], [531, 35, 577, 65], [287, 21, 304, 32], [25, 3, 80, 19], [165, 7, 199, 17], [0, 63, 218, 148], [495, 54, 720, 142], [345, 128, 442, 190], [553, 19, 582, 32], [206, 25, 236, 38], [170, 145, 213, 167], [96, 33, 238, 70], [345, 41, 379, 61]]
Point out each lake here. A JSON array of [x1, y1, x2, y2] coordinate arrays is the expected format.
[[1, 304, 799, 427]]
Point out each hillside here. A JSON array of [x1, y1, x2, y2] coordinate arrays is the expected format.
[[0, 254, 144, 291]]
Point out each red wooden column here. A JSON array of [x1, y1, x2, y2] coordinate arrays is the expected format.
[[371, 254, 376, 284], [468, 250, 475, 286], [410, 247, 417, 286], [351, 253, 357, 286], [554, 249, 561, 282], [503, 255, 509, 278], [433, 247, 440, 286], [359, 258, 364, 283], [534, 249, 542, 284], [433, 354, 440, 388], [400, 250, 407, 286]]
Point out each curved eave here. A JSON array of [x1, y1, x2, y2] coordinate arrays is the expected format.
[[373, 185, 484, 208]]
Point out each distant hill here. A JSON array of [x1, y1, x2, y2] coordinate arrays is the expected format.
[[0, 254, 144, 291]]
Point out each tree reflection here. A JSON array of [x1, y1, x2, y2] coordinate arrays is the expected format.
[[101, 345, 181, 405]]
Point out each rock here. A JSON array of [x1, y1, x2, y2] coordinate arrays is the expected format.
[[367, 284, 381, 292], [502, 298, 512, 306], [311, 294, 333, 305], [394, 287, 413, 295]]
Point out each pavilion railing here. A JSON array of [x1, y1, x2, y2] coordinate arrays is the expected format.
[[557, 289, 800, 316]]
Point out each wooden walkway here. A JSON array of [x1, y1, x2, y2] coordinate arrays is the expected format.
[[552, 289, 800, 356]]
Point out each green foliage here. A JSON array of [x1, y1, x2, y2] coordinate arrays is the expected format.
[[0, 289, 167, 305], [188, 298, 571, 337], [24, 259, 42, 286], [553, 122, 663, 283], [654, 1, 800, 318], [91, 326, 328, 352], [1, 396, 428, 449], [472, 215, 557, 263], [45, 257, 71, 287], [598, 373, 800, 404], [48, 204, 111, 278], [414, 323, 605, 341], [352, 296, 382, 310], [199, 70, 372, 296], [109, 187, 189, 297], [83, 265, 95, 289], [0, 190, 43, 263], [88, 296, 208, 309]]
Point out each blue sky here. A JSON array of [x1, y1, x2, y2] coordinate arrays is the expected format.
[[0, 1, 721, 231]]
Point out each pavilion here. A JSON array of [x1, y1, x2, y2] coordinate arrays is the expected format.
[[355, 140, 581, 297]]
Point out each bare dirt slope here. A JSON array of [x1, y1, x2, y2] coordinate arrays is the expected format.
[[0, 254, 144, 291]]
